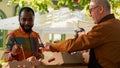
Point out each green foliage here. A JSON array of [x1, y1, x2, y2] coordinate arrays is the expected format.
[[0, 0, 2, 2], [55, 0, 90, 10], [78, 0, 90, 9], [55, 0, 75, 10], [0, 0, 120, 19], [109, 0, 120, 19], [7, 0, 54, 14], [0, 59, 6, 67]]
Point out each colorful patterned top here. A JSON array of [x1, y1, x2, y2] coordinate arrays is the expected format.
[[1, 27, 41, 61]]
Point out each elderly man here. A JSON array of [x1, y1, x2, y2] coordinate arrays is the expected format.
[[43, 0, 120, 68]]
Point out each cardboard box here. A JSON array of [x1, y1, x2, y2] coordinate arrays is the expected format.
[[2, 52, 87, 68], [40, 52, 87, 68], [41, 52, 85, 65], [2, 60, 34, 68]]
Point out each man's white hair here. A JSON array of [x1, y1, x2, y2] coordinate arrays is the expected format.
[[92, 0, 111, 11]]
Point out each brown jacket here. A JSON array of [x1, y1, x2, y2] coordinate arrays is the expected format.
[[50, 14, 120, 68]]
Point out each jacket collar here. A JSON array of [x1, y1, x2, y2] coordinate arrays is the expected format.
[[98, 14, 115, 24]]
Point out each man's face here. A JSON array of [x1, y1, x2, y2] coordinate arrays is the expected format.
[[89, 1, 101, 24], [19, 10, 34, 33]]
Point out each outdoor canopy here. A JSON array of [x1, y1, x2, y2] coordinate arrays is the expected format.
[[0, 8, 94, 38]]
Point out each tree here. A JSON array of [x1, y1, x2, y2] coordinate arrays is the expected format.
[[109, 0, 120, 19], [0, 0, 120, 19]]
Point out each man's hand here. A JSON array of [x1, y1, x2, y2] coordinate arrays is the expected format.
[[77, 31, 85, 37], [81, 51, 89, 64], [40, 42, 51, 52], [11, 44, 22, 56]]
